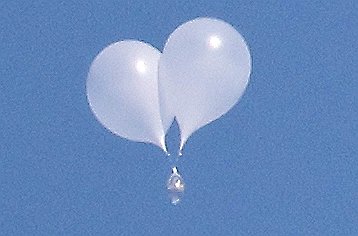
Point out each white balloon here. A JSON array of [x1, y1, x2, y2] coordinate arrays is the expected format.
[[87, 40, 167, 153], [159, 18, 251, 153]]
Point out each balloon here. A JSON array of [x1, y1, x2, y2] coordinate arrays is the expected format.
[[87, 40, 167, 153], [158, 18, 251, 153]]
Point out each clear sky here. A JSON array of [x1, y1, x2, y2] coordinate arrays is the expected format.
[[1, 1, 357, 235]]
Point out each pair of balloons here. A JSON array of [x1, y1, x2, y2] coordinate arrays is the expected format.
[[87, 17, 251, 155]]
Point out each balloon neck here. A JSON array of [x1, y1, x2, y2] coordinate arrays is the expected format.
[[162, 147, 170, 156], [160, 136, 170, 156], [179, 142, 184, 156]]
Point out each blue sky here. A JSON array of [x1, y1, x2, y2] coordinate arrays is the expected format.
[[1, 1, 357, 235]]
